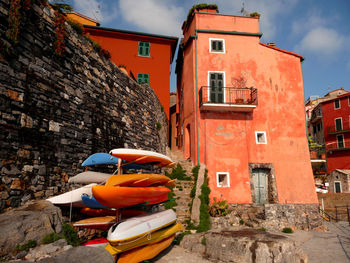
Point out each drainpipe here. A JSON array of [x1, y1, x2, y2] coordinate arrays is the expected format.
[[194, 30, 200, 165]]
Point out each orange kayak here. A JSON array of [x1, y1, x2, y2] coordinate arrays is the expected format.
[[73, 216, 116, 231], [105, 174, 175, 187], [117, 234, 175, 263], [92, 185, 170, 209]]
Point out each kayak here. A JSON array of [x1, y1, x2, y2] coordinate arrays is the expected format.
[[105, 174, 175, 187]]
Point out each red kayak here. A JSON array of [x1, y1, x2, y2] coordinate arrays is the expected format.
[[92, 185, 170, 209]]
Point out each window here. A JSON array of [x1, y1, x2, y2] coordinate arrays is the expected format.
[[255, 131, 267, 144], [208, 72, 225, 103], [334, 99, 340, 109], [336, 134, 344, 148], [216, 172, 230, 187], [138, 42, 150, 57], [210, 38, 225, 53], [137, 73, 149, 84], [334, 181, 341, 193], [335, 118, 342, 131]]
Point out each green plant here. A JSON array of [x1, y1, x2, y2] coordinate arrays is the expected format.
[[196, 169, 211, 233], [239, 219, 245, 225], [42, 232, 62, 244], [201, 236, 207, 245], [160, 105, 164, 112], [164, 191, 177, 209], [67, 19, 84, 35], [249, 12, 261, 18], [118, 64, 126, 68], [186, 3, 218, 22], [173, 230, 191, 245], [156, 122, 162, 130], [62, 222, 80, 246], [165, 164, 191, 181], [7, 0, 21, 44], [15, 240, 37, 252], [259, 227, 266, 232], [209, 197, 231, 217], [52, 3, 72, 11], [282, 227, 293, 233]]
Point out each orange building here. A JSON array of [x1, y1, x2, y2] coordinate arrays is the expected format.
[[176, 8, 318, 205], [82, 26, 178, 119], [65, 11, 99, 26]]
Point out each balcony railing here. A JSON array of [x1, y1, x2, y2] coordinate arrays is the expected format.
[[326, 139, 350, 152], [327, 120, 350, 134], [199, 86, 258, 112]]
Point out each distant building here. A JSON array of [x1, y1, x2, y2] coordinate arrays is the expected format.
[[65, 12, 178, 119], [65, 11, 99, 26], [307, 88, 350, 173], [176, 7, 317, 204], [328, 169, 350, 193]]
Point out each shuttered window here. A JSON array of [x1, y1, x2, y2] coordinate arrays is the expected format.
[[137, 73, 149, 84], [138, 42, 150, 57]]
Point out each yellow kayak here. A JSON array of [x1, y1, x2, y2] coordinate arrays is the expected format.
[[105, 223, 183, 255], [105, 173, 175, 187], [117, 234, 175, 263]]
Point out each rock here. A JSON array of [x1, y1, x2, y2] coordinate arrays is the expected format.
[[181, 228, 308, 263], [0, 200, 63, 256], [25, 239, 68, 261], [37, 246, 114, 263]]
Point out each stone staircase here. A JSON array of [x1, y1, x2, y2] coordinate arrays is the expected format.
[[167, 150, 196, 226]]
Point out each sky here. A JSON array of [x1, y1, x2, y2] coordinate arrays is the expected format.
[[65, 0, 350, 100]]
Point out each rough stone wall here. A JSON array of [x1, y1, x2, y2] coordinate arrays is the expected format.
[[328, 170, 350, 193], [0, 1, 168, 211], [211, 204, 323, 231]]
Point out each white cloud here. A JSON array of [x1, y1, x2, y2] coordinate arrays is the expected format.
[[291, 13, 326, 36], [118, 0, 184, 36], [295, 27, 345, 55], [72, 0, 118, 24], [215, 0, 298, 40]]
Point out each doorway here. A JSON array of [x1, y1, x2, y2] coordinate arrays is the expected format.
[[252, 168, 268, 204]]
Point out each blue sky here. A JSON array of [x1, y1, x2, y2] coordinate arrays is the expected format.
[[66, 0, 350, 100]]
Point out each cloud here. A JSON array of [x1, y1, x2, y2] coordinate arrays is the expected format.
[[118, 0, 184, 36], [295, 27, 345, 55], [215, 0, 298, 40], [291, 13, 326, 36], [72, 0, 118, 24]]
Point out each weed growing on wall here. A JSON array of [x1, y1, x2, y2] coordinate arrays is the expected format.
[[197, 169, 211, 232]]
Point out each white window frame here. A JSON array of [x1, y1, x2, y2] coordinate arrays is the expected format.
[[216, 172, 230, 187], [255, 131, 267, 144], [207, 71, 226, 102], [334, 99, 341, 109], [334, 181, 342, 193], [209, 38, 225, 53], [335, 117, 343, 131]]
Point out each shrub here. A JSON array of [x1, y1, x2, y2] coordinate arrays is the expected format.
[[186, 4, 218, 22], [259, 227, 266, 232], [239, 219, 245, 225], [164, 191, 177, 209], [201, 236, 207, 245], [196, 169, 211, 233], [62, 223, 80, 246], [209, 197, 231, 217], [42, 232, 62, 244], [156, 122, 162, 130], [67, 19, 84, 35], [282, 227, 293, 234], [249, 12, 261, 18], [15, 240, 37, 252], [165, 164, 191, 181]]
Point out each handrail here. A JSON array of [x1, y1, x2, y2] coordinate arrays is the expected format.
[[199, 86, 258, 106], [326, 139, 350, 150], [327, 120, 350, 134]]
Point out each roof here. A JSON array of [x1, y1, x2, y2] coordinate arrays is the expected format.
[[84, 25, 179, 60], [64, 11, 99, 25], [333, 169, 350, 175], [259, 43, 304, 62]]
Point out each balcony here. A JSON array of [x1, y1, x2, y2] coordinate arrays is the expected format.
[[326, 139, 350, 152], [310, 111, 322, 123], [199, 86, 258, 112], [327, 120, 350, 134]]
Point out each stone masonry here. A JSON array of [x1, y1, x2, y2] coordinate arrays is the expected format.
[[0, 1, 168, 211]]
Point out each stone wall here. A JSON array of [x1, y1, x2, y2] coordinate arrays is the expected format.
[[211, 204, 323, 231], [0, 1, 168, 211]]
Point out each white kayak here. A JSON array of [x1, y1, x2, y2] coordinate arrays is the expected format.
[[107, 209, 177, 243], [68, 171, 112, 184], [46, 183, 96, 207]]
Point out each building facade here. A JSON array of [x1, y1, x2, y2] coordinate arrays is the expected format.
[[176, 8, 317, 204]]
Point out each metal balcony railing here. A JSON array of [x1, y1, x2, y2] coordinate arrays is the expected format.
[[199, 86, 258, 106], [327, 120, 350, 134], [326, 139, 350, 151]]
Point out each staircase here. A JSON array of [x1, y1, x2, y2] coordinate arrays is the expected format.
[[167, 149, 196, 226]]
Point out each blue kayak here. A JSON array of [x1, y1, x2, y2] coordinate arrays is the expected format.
[[81, 194, 110, 209]]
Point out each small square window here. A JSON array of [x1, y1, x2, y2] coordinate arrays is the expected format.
[[334, 99, 340, 109], [137, 73, 149, 84], [210, 38, 225, 53], [255, 131, 267, 144], [138, 42, 150, 57], [216, 172, 230, 187]]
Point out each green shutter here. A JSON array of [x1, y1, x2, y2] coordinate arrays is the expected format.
[[137, 73, 149, 84], [138, 42, 150, 56]]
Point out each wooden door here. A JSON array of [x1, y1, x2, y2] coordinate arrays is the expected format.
[[209, 73, 224, 103], [252, 168, 268, 204]]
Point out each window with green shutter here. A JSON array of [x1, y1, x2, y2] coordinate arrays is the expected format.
[[138, 42, 150, 57], [137, 73, 149, 84]]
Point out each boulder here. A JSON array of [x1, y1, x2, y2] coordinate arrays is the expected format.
[[0, 200, 63, 256], [181, 228, 308, 263]]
